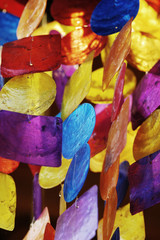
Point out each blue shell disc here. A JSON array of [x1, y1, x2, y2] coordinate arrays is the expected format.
[[111, 227, 120, 240], [116, 161, 129, 209], [63, 143, 90, 202], [90, 0, 139, 36], [62, 103, 96, 159], [0, 12, 19, 45]]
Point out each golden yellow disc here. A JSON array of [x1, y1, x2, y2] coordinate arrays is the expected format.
[[133, 109, 160, 161], [32, 20, 74, 37], [39, 157, 72, 189], [113, 204, 145, 240], [86, 67, 136, 104], [0, 73, 56, 115], [0, 173, 16, 231], [61, 51, 94, 121]]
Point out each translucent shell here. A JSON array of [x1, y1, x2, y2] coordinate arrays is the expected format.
[[120, 122, 138, 165], [128, 0, 160, 71], [44, 223, 55, 240], [102, 18, 132, 90], [63, 143, 90, 202], [86, 67, 136, 104], [0, 111, 62, 167], [127, 30, 160, 72], [0, 157, 19, 174], [39, 157, 71, 189], [62, 103, 96, 159], [61, 27, 107, 65], [0, 12, 19, 45], [100, 98, 129, 200], [0, 73, 56, 115], [146, 0, 160, 13], [129, 150, 160, 214], [1, 35, 61, 78], [17, 0, 47, 39], [23, 207, 50, 240], [113, 204, 145, 240], [91, 0, 139, 36], [0, 173, 16, 231], [0, 0, 26, 17], [103, 188, 118, 240], [50, 0, 99, 27], [55, 185, 98, 240], [32, 20, 74, 37], [132, 0, 160, 39], [111, 62, 125, 122], [133, 109, 160, 161], [61, 52, 94, 121]]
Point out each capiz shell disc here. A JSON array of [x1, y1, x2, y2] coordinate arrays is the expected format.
[[39, 157, 71, 189], [0, 173, 16, 231], [113, 204, 145, 240], [64, 143, 90, 202], [0, 110, 62, 167], [129, 150, 160, 214], [0, 73, 56, 115], [133, 109, 160, 160], [61, 51, 94, 120], [91, 0, 139, 36], [17, 0, 47, 39], [0, 157, 19, 174], [102, 18, 132, 90], [1, 35, 61, 78], [55, 185, 98, 240], [23, 207, 50, 240], [62, 103, 96, 159]]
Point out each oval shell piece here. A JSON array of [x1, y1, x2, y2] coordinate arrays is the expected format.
[[0, 173, 16, 231], [39, 157, 71, 189], [102, 18, 132, 90], [0, 73, 56, 115], [17, 0, 47, 39], [133, 109, 160, 160]]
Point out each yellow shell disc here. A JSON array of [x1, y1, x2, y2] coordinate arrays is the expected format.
[[86, 67, 136, 104], [0, 173, 16, 231], [0, 73, 56, 115], [113, 204, 145, 240], [133, 109, 160, 161], [39, 157, 71, 189], [61, 51, 94, 121], [32, 20, 74, 37]]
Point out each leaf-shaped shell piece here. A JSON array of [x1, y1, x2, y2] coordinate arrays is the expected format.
[[61, 52, 94, 120], [17, 0, 47, 39], [102, 18, 132, 90]]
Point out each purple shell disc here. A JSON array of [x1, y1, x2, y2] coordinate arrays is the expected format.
[[33, 173, 42, 220], [132, 68, 160, 129], [128, 150, 160, 214], [55, 185, 98, 240], [0, 110, 62, 167]]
